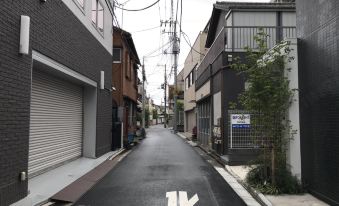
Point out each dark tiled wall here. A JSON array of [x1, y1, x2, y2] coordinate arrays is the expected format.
[[0, 1, 112, 205], [297, 0, 339, 204]]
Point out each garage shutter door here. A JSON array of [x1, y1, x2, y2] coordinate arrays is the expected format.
[[29, 71, 83, 177]]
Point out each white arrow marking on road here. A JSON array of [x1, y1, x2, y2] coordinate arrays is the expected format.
[[166, 191, 199, 206], [166, 191, 177, 206], [179, 191, 199, 206]]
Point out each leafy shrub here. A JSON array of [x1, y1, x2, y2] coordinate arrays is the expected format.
[[246, 165, 303, 195]]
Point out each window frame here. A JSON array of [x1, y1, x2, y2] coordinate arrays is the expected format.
[[113, 48, 122, 63], [185, 76, 189, 90], [73, 0, 85, 13], [125, 52, 130, 79], [191, 69, 195, 85], [91, 0, 104, 36]]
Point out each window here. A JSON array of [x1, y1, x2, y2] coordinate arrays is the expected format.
[[125, 53, 131, 79], [113, 48, 121, 63], [185, 77, 189, 90], [191, 69, 195, 85], [92, 0, 104, 34]]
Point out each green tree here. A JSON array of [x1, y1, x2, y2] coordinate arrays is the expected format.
[[231, 30, 301, 194], [176, 100, 184, 111], [152, 109, 158, 120]]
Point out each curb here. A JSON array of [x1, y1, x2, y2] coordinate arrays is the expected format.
[[108, 148, 126, 160], [225, 165, 273, 206], [49, 149, 130, 205], [176, 133, 272, 206]]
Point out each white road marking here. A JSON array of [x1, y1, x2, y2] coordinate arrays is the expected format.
[[166, 191, 177, 206], [166, 191, 199, 206], [179, 191, 199, 206]]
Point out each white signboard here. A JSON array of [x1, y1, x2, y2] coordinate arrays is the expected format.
[[231, 114, 250, 128]]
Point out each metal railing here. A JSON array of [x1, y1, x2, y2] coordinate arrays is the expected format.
[[224, 26, 296, 52], [196, 26, 296, 82]]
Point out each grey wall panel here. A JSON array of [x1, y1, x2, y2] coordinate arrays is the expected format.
[[297, 0, 339, 204]]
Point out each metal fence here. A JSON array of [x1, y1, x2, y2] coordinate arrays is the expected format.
[[224, 26, 296, 52], [228, 110, 270, 149]]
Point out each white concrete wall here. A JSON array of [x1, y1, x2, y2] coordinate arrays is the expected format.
[[285, 38, 301, 180], [183, 31, 208, 112], [260, 38, 300, 179], [62, 0, 113, 54]]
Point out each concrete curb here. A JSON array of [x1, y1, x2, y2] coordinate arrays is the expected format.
[[176, 133, 272, 206], [47, 149, 129, 205], [177, 133, 187, 140], [108, 148, 126, 160], [177, 133, 198, 147], [225, 165, 273, 206]]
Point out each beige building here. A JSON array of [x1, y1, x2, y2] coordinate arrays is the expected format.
[[183, 30, 208, 138]]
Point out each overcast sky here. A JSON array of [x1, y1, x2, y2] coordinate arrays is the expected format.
[[114, 0, 270, 105]]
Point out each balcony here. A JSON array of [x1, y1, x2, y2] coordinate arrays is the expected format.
[[196, 26, 296, 86], [225, 26, 296, 52]]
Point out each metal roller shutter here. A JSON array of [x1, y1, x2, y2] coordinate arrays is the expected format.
[[29, 71, 83, 177]]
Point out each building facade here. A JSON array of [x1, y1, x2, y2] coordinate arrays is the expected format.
[[297, 0, 339, 204], [195, 2, 296, 162], [183, 30, 208, 139], [112, 27, 140, 145], [0, 1, 113, 205]]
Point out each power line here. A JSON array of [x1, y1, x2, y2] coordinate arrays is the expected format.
[[145, 39, 174, 57], [181, 31, 205, 55], [114, 0, 161, 11], [131, 25, 161, 33]]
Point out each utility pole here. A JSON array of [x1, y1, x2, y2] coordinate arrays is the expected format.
[[160, 0, 180, 132], [164, 68, 167, 128], [172, 18, 179, 133], [158, 64, 167, 128], [142, 57, 146, 129]]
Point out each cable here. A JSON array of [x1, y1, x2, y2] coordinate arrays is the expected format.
[[114, 0, 161, 11], [145, 39, 174, 57], [179, 0, 182, 34], [132, 26, 160, 33], [181, 31, 205, 55]]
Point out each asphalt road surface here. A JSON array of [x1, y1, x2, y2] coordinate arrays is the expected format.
[[75, 125, 246, 206]]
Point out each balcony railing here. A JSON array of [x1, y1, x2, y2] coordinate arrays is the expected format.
[[196, 26, 296, 84], [225, 26, 296, 52]]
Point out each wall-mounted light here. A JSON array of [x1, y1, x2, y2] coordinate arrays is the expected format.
[[20, 171, 27, 181], [40, 0, 47, 2], [100, 71, 105, 90], [227, 54, 233, 63], [19, 15, 30, 55]]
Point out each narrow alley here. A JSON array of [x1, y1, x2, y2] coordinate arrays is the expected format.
[[75, 125, 246, 206]]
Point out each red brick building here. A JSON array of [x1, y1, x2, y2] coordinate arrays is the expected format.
[[112, 27, 140, 145]]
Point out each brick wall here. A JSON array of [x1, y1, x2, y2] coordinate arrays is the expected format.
[[0, 1, 112, 205], [297, 0, 339, 204]]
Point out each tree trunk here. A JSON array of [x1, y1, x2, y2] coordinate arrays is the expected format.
[[271, 145, 276, 185]]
